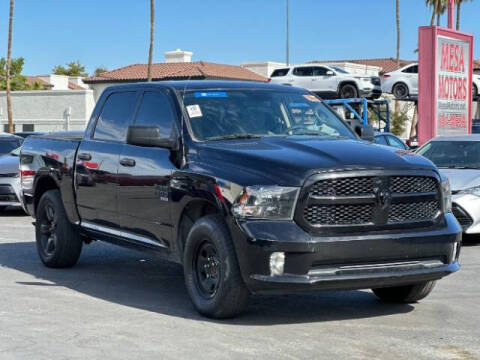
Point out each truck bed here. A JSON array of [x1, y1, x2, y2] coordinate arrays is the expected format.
[[20, 133, 83, 222]]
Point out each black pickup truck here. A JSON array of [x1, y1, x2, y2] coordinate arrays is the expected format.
[[20, 81, 461, 318]]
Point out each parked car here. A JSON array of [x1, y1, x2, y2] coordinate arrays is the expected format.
[[269, 64, 382, 99], [21, 81, 460, 318], [417, 135, 480, 234], [0, 147, 23, 212], [382, 62, 480, 99], [374, 132, 409, 150], [0, 133, 23, 156]]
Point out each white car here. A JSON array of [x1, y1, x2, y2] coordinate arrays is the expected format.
[[269, 64, 382, 99], [0, 147, 23, 212], [416, 135, 480, 234], [382, 63, 480, 99]]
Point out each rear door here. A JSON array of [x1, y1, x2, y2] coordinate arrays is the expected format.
[[402, 64, 418, 94], [117, 89, 179, 248], [75, 90, 139, 230]]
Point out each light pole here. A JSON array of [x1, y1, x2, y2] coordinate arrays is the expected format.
[[286, 0, 290, 66]]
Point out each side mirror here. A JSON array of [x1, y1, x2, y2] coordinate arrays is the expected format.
[[355, 124, 374, 142], [326, 70, 334, 76], [126, 126, 178, 149]]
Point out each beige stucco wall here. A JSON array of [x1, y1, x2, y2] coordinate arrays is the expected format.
[[0, 90, 94, 132]]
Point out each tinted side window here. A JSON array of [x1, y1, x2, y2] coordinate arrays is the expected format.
[[134, 91, 176, 137], [402, 65, 418, 74], [293, 67, 314, 76], [387, 135, 407, 149], [271, 68, 290, 77], [374, 135, 388, 145], [94, 91, 137, 142], [312, 67, 329, 76]]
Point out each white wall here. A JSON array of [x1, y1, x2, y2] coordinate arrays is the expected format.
[[88, 82, 116, 102], [241, 62, 287, 78], [322, 62, 382, 76], [0, 90, 95, 132]]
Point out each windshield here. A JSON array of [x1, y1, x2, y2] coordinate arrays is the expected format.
[[10, 147, 21, 156], [182, 90, 355, 141], [417, 141, 480, 169], [0, 138, 22, 155], [331, 66, 349, 74]]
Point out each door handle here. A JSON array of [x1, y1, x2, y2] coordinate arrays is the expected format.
[[78, 153, 92, 161], [120, 158, 136, 167]]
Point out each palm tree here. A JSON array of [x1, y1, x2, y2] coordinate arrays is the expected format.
[[6, 0, 14, 133], [456, 0, 472, 30], [147, 0, 154, 82], [425, 0, 447, 26]]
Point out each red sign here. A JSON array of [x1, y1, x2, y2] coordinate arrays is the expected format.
[[418, 26, 473, 145]]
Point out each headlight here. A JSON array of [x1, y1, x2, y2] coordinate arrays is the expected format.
[[441, 176, 452, 213], [457, 185, 480, 197], [232, 186, 299, 220]]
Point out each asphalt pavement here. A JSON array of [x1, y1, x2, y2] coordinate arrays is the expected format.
[[0, 207, 479, 360]]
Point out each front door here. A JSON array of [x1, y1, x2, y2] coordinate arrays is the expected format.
[[117, 89, 179, 248], [76, 90, 139, 230]]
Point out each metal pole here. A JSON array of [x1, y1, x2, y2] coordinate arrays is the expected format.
[[286, 0, 289, 66], [448, 0, 454, 29]]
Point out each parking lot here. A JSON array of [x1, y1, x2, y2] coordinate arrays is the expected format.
[[0, 208, 479, 360]]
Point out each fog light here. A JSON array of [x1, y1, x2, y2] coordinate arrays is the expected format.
[[269, 252, 285, 276]]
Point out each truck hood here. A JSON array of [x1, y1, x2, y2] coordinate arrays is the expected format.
[[0, 154, 19, 175], [194, 137, 437, 186], [438, 168, 480, 191]]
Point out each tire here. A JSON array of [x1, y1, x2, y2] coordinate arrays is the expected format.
[[392, 83, 409, 99], [372, 281, 436, 303], [35, 189, 82, 268], [0, 206, 6, 212], [339, 84, 359, 99], [183, 215, 250, 318]]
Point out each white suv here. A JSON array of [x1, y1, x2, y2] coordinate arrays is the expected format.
[[382, 63, 480, 99], [269, 64, 382, 99]]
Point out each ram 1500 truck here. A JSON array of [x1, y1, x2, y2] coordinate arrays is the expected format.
[[20, 81, 461, 318]]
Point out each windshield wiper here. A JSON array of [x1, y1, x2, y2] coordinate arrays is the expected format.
[[206, 134, 262, 141]]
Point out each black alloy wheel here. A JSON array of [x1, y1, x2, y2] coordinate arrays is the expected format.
[[392, 83, 409, 99], [39, 203, 57, 257], [35, 189, 82, 268], [340, 84, 359, 99]]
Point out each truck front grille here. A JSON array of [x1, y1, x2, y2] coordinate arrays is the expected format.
[[296, 172, 442, 234]]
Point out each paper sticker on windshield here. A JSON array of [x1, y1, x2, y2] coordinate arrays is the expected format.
[[186, 105, 203, 118], [194, 92, 228, 98], [303, 95, 321, 102]]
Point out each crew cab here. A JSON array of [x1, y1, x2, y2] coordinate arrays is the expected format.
[[20, 81, 461, 318]]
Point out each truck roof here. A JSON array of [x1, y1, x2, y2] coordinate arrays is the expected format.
[[104, 80, 307, 93]]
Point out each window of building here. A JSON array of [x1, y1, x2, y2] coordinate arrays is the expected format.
[[22, 124, 34, 132]]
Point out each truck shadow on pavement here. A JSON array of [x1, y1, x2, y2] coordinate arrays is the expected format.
[[0, 240, 417, 325]]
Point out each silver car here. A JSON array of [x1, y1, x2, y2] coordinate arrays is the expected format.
[[417, 135, 480, 233], [0, 147, 23, 211]]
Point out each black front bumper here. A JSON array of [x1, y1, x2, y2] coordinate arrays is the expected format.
[[229, 213, 461, 294]]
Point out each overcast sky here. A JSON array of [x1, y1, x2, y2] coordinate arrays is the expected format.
[[1, 0, 479, 75]]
